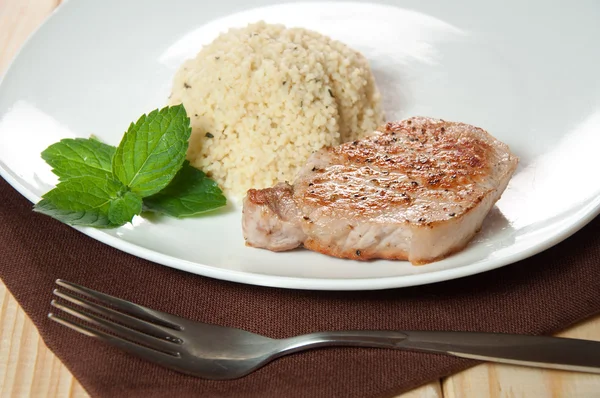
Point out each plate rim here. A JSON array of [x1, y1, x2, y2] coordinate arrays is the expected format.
[[3, 157, 600, 290], [1, 0, 600, 291]]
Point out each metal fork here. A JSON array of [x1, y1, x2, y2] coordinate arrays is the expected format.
[[49, 279, 600, 380]]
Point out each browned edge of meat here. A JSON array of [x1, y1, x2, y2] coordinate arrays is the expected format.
[[242, 117, 518, 265]]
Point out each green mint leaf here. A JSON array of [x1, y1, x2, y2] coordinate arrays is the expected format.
[[108, 191, 143, 225], [41, 138, 116, 180], [143, 161, 226, 218], [33, 176, 129, 228], [113, 105, 191, 197], [34, 198, 121, 228]]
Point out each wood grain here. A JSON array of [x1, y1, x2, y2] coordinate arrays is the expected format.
[[0, 283, 87, 398], [0, 0, 60, 73], [443, 317, 600, 398], [0, 1, 599, 398]]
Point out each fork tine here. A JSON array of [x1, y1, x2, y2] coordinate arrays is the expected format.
[[48, 313, 181, 367], [56, 279, 182, 330], [51, 300, 180, 356], [53, 289, 182, 344]]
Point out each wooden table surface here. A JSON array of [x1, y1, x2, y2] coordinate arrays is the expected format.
[[2, 1, 600, 397]]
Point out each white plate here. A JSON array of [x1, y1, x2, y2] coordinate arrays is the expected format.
[[1, 0, 599, 290]]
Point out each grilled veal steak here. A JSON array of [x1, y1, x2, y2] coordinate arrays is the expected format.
[[242, 117, 518, 264]]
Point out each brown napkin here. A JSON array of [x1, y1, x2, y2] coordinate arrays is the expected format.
[[1, 177, 600, 398]]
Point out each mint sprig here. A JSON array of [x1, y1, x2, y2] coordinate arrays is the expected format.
[[34, 105, 226, 228]]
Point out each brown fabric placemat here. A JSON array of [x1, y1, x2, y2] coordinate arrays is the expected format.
[[1, 177, 599, 398]]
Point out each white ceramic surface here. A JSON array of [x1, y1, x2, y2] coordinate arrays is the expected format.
[[1, 0, 599, 290]]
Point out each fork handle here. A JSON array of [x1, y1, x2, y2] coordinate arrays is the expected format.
[[282, 330, 600, 374]]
